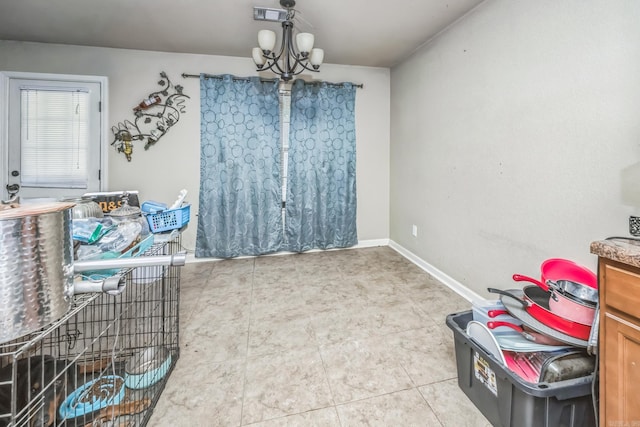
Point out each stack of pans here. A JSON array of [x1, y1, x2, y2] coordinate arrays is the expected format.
[[471, 258, 600, 383], [490, 258, 599, 349]]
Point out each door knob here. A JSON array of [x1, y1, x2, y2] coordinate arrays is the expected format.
[[5, 183, 20, 202]]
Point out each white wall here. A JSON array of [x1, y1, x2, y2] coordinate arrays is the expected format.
[[390, 1, 640, 297], [0, 41, 390, 251]]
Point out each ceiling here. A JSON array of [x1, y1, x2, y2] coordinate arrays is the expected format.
[[0, 0, 484, 68]]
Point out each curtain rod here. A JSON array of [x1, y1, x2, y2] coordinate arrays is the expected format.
[[181, 73, 363, 89]]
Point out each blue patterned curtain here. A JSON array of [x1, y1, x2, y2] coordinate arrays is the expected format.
[[196, 75, 282, 258], [285, 80, 358, 252]]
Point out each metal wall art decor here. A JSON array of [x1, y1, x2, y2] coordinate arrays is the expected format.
[[111, 72, 189, 161]]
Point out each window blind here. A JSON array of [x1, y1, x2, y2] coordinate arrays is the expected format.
[[20, 88, 90, 188]]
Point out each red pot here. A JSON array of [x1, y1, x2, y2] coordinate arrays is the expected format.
[[540, 258, 597, 290], [488, 286, 591, 340], [513, 274, 595, 326], [548, 288, 595, 325]]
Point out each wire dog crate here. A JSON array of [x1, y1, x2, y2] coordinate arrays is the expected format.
[[0, 235, 181, 427]]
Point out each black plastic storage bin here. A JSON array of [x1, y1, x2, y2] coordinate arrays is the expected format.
[[446, 310, 596, 427]]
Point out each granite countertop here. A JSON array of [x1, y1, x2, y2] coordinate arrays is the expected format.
[[590, 237, 640, 269]]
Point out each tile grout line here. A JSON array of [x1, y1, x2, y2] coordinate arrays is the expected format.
[[238, 258, 256, 427], [314, 268, 342, 425], [172, 249, 475, 426], [316, 343, 344, 426], [333, 385, 416, 406], [416, 385, 446, 427]]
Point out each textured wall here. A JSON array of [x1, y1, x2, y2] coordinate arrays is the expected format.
[[390, 1, 640, 297], [0, 41, 390, 252]]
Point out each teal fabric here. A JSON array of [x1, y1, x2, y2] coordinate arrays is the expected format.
[[195, 75, 282, 258], [285, 80, 358, 252]]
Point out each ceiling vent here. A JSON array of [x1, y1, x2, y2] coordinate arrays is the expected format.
[[253, 7, 287, 22]]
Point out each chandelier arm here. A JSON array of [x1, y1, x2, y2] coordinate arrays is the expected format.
[[270, 21, 289, 62], [260, 55, 311, 78], [261, 20, 292, 76], [261, 57, 286, 75], [294, 58, 320, 73], [289, 62, 317, 77], [262, 55, 317, 78], [283, 56, 315, 76]]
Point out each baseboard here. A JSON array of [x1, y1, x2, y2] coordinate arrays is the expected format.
[[185, 238, 391, 264], [355, 238, 390, 248], [388, 240, 485, 304], [185, 239, 481, 302], [185, 238, 482, 303]]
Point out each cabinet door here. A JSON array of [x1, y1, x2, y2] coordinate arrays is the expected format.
[[603, 312, 640, 424]]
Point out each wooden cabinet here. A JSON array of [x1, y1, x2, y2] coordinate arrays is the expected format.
[[599, 258, 640, 425]]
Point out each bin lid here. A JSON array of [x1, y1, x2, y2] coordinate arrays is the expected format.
[[467, 320, 506, 365]]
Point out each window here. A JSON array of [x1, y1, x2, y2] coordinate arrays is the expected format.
[[1, 72, 108, 200]]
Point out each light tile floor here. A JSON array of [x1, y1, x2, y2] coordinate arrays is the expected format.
[[149, 246, 491, 426]]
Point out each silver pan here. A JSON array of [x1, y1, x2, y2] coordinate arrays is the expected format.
[[498, 289, 588, 348], [547, 279, 598, 305]]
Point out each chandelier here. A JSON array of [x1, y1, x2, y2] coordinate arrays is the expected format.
[[252, 0, 324, 82]]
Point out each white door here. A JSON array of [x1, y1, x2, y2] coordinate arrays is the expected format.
[[4, 75, 103, 201]]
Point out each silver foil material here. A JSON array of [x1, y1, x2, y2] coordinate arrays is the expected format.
[[0, 208, 74, 343]]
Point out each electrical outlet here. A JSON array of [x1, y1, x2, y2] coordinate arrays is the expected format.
[[412, 224, 418, 237]]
